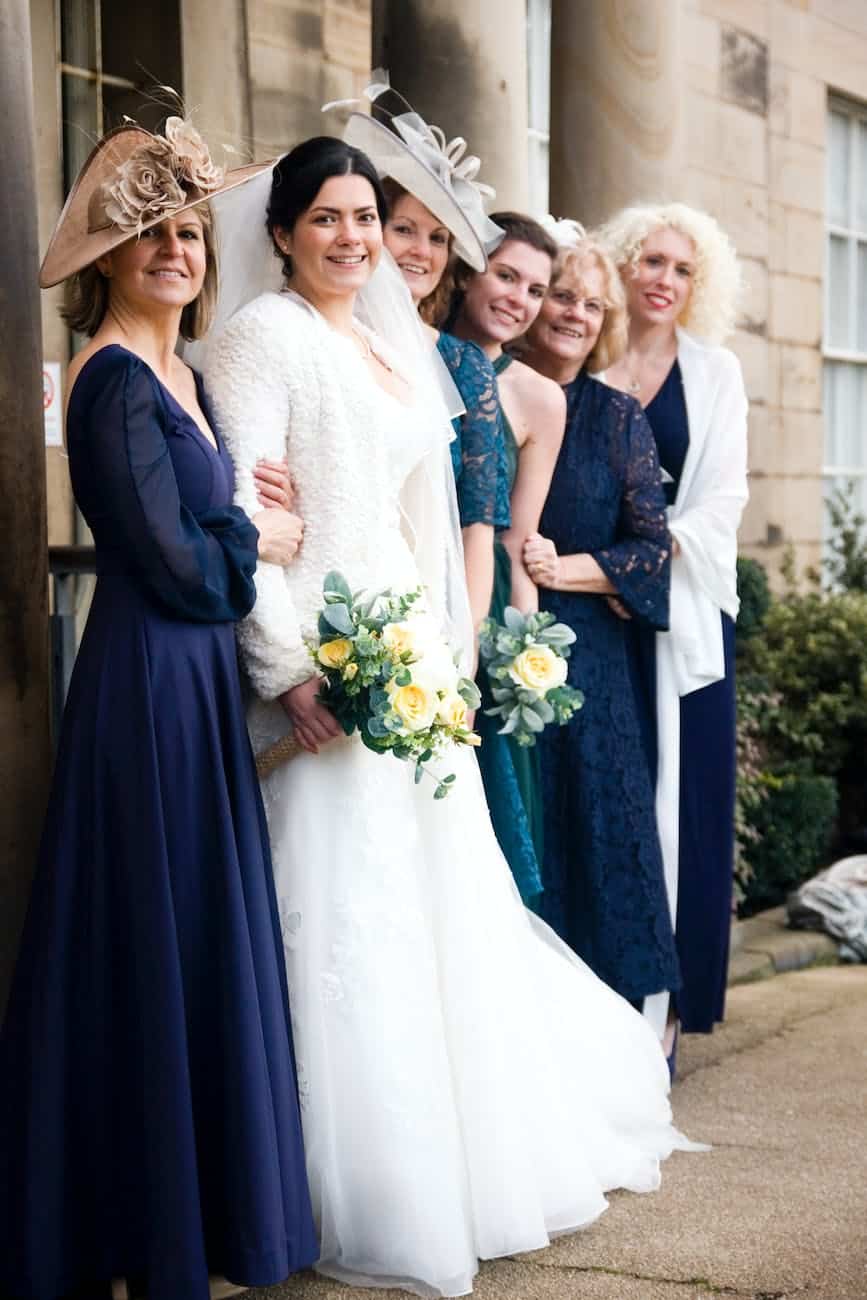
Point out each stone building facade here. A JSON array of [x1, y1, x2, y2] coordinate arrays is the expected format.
[[28, 0, 867, 577]]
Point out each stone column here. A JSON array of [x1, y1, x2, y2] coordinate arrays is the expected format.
[[0, 0, 51, 1012], [372, 0, 529, 212], [549, 0, 683, 227], [181, 0, 252, 157]]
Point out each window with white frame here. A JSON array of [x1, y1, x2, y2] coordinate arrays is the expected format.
[[526, 0, 551, 215], [824, 97, 867, 530]]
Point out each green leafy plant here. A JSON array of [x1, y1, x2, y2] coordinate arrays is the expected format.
[[735, 555, 771, 646], [822, 481, 867, 593], [738, 765, 838, 916]]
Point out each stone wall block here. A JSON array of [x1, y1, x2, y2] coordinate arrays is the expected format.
[[779, 342, 822, 413], [684, 10, 720, 94], [777, 409, 825, 477], [811, 0, 867, 40], [769, 273, 822, 348], [732, 329, 770, 406], [749, 408, 824, 478], [768, 134, 824, 214], [687, 94, 767, 186], [772, 1, 866, 98], [739, 255, 769, 336], [323, 0, 371, 72], [768, 202, 824, 278], [698, 0, 769, 41], [720, 25, 768, 116], [745, 402, 770, 474], [769, 63, 826, 149], [684, 161, 770, 261]]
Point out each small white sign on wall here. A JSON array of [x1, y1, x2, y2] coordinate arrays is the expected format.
[[43, 362, 63, 447]]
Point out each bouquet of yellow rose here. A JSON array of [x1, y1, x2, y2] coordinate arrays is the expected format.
[[478, 607, 583, 747], [311, 571, 481, 798]]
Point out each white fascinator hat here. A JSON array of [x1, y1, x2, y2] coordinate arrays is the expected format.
[[537, 214, 587, 250], [334, 70, 504, 272]]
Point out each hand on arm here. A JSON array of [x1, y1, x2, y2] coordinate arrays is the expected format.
[[523, 533, 616, 594]]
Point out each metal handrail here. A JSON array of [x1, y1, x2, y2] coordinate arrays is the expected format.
[[48, 545, 96, 744]]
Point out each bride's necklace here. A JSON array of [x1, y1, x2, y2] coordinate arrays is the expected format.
[[352, 325, 395, 375]]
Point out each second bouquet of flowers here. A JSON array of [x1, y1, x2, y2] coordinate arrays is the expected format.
[[479, 606, 584, 747], [310, 571, 481, 798]]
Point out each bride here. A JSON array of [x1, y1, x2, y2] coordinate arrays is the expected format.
[[202, 135, 700, 1298]]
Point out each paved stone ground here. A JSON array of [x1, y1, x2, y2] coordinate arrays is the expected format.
[[247, 965, 867, 1300]]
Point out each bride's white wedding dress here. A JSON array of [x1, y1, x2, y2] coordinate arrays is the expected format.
[[205, 289, 699, 1299]]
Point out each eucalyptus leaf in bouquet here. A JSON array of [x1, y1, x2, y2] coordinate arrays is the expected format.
[[479, 606, 584, 748]]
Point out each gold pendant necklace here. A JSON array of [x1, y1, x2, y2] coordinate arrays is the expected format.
[[352, 325, 394, 375]]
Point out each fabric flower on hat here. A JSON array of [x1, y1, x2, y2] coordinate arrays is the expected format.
[[101, 156, 186, 233], [165, 117, 224, 192]]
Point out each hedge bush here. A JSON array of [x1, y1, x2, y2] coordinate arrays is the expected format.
[[736, 555, 771, 645], [738, 766, 838, 917]]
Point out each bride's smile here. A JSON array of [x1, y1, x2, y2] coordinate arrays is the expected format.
[[273, 173, 383, 308]]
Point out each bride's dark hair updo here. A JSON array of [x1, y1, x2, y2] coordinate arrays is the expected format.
[[267, 136, 388, 278]]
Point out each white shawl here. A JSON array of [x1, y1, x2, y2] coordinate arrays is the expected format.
[[645, 328, 749, 1036]]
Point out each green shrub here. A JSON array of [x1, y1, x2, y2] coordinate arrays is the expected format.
[[823, 481, 867, 593], [739, 767, 838, 917], [736, 556, 771, 646], [741, 590, 867, 797]]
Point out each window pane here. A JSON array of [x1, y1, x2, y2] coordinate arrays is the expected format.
[[61, 0, 97, 71], [526, 0, 551, 133], [858, 121, 867, 233], [828, 110, 850, 227], [61, 73, 99, 194], [101, 0, 182, 95], [859, 241, 867, 353], [827, 234, 851, 349], [528, 134, 549, 216], [824, 361, 867, 470]]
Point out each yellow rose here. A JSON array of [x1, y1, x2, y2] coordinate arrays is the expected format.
[[318, 637, 353, 669], [382, 622, 416, 659], [390, 682, 438, 732], [508, 644, 568, 695], [436, 693, 468, 729]]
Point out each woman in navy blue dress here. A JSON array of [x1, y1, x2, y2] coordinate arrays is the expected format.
[[521, 231, 680, 1007], [599, 204, 748, 1048], [0, 123, 317, 1300]]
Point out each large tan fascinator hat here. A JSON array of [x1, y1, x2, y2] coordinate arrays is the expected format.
[[39, 118, 274, 288], [337, 70, 503, 273]]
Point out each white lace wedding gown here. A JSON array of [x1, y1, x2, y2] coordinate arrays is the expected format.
[[205, 290, 699, 1299]]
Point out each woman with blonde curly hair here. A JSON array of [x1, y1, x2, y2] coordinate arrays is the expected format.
[[597, 202, 749, 1062], [520, 225, 679, 1013]]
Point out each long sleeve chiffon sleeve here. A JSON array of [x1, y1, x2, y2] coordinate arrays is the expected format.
[[82, 350, 258, 622], [204, 303, 312, 699], [594, 404, 671, 629]]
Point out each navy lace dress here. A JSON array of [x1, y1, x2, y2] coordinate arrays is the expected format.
[[537, 370, 681, 1002], [627, 361, 737, 1032], [0, 346, 317, 1300]]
